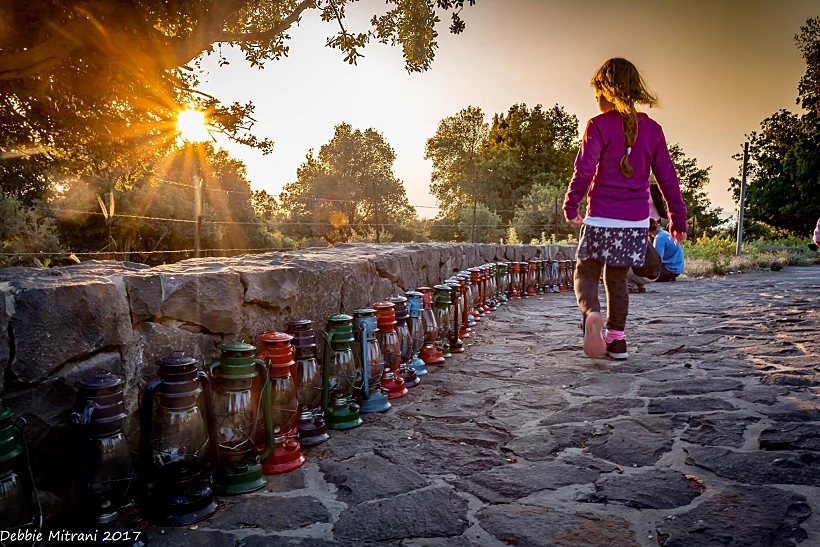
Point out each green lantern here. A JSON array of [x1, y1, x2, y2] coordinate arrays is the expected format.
[[323, 314, 363, 430], [209, 341, 275, 495]]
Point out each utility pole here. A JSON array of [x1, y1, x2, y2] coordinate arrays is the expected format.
[[736, 141, 749, 256], [372, 180, 380, 243], [194, 173, 202, 258], [470, 190, 478, 243]]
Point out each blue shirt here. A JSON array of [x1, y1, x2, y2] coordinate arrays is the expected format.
[[654, 229, 684, 274]]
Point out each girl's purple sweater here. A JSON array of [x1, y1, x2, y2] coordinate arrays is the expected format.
[[563, 110, 688, 234]]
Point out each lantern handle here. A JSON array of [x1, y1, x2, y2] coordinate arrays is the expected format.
[[137, 378, 162, 494], [197, 370, 221, 474], [356, 322, 371, 401], [322, 331, 334, 416], [289, 345, 298, 395], [71, 402, 97, 529], [253, 358, 275, 462]]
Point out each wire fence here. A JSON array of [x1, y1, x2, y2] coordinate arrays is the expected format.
[[2, 182, 571, 263]]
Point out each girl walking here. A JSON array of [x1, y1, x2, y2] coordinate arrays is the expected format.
[[563, 58, 688, 359]]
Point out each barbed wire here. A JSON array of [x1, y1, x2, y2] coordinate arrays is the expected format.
[[0, 247, 301, 257], [52, 207, 554, 228], [152, 179, 520, 212]]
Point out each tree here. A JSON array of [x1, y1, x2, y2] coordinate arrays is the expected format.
[[481, 103, 579, 222], [730, 18, 820, 237], [667, 144, 722, 238], [0, 1, 475, 204], [456, 203, 503, 243], [425, 106, 490, 230], [279, 123, 414, 244], [511, 174, 572, 243]]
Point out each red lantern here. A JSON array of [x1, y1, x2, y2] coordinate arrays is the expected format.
[[417, 287, 445, 364], [257, 332, 305, 474], [510, 262, 522, 299], [373, 301, 409, 399]]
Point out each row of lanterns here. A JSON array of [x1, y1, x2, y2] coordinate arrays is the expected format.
[[0, 258, 574, 535]]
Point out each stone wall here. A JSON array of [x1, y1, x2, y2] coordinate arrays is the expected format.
[[0, 242, 574, 506]]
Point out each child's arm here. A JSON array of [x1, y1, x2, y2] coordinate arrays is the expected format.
[[651, 128, 688, 237], [563, 119, 603, 221]]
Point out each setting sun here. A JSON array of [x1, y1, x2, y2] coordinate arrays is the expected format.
[[176, 108, 211, 143]]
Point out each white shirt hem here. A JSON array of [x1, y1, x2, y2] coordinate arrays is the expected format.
[[583, 217, 650, 228]]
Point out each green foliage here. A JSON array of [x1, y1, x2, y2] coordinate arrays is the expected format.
[[683, 234, 818, 276], [481, 104, 579, 222], [730, 18, 820, 237], [511, 174, 573, 243], [456, 203, 503, 243], [426, 103, 580, 239], [425, 106, 490, 220], [279, 123, 415, 245], [666, 144, 723, 237], [504, 226, 521, 245], [0, 196, 63, 267]]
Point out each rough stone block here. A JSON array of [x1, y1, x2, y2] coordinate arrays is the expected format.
[[125, 273, 162, 323], [478, 504, 639, 547], [160, 271, 244, 334], [334, 486, 468, 542], [655, 484, 811, 546], [9, 278, 132, 383]]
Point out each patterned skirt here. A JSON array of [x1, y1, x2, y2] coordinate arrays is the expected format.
[[576, 224, 649, 267]]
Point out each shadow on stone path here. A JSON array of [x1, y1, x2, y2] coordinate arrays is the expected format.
[[141, 266, 820, 547]]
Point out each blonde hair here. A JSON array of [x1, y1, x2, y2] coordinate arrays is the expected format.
[[591, 58, 658, 177]]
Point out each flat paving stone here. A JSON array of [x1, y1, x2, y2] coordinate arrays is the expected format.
[[142, 529, 236, 547], [320, 453, 429, 505], [539, 398, 644, 426], [503, 424, 595, 461], [647, 396, 737, 414], [654, 484, 811, 547], [374, 437, 509, 476], [637, 378, 744, 397], [416, 420, 511, 448], [333, 486, 468, 542], [586, 416, 685, 466], [759, 422, 820, 451], [680, 414, 760, 448], [686, 446, 820, 485], [478, 504, 639, 547], [452, 456, 607, 503], [210, 496, 330, 531], [578, 468, 705, 509]]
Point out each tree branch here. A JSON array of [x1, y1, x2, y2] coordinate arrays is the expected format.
[[0, 0, 318, 80], [0, 17, 95, 80], [215, 0, 317, 44]]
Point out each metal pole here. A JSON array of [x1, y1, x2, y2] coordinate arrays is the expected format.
[[194, 173, 202, 258], [470, 192, 478, 243], [372, 180, 380, 244], [736, 141, 749, 256]]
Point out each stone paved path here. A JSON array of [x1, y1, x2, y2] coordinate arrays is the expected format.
[[145, 267, 820, 547]]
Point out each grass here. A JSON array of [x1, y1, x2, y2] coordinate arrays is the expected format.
[[682, 234, 819, 277]]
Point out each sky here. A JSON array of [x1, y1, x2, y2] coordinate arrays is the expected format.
[[200, 0, 817, 219]]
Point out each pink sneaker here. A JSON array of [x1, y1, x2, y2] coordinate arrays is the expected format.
[[583, 312, 607, 358]]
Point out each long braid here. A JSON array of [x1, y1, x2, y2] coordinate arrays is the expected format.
[[619, 104, 638, 178]]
